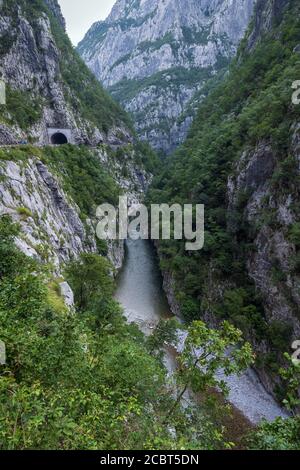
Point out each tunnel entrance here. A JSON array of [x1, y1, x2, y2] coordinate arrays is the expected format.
[[51, 132, 68, 145], [47, 128, 73, 145]]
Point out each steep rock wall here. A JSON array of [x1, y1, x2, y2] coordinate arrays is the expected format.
[[0, 0, 131, 146], [78, 0, 255, 154]]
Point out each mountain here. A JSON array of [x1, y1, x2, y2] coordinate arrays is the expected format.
[[0, 0, 156, 270], [149, 0, 300, 397], [0, 0, 132, 146], [78, 0, 255, 154]]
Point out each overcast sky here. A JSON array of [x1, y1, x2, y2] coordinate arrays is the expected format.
[[58, 0, 116, 45]]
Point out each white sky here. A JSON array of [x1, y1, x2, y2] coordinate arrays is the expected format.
[[58, 0, 116, 45]]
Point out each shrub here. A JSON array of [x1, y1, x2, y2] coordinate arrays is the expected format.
[[288, 223, 300, 248], [16, 206, 33, 219]]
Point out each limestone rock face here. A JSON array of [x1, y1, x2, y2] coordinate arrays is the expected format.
[[0, 158, 94, 272], [0, 1, 151, 278], [246, 0, 289, 50], [0, 144, 149, 274], [229, 128, 300, 331], [154, 0, 299, 398], [59, 282, 75, 308], [78, 0, 255, 153], [43, 0, 66, 30], [226, 123, 300, 393]]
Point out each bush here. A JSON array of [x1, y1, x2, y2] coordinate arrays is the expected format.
[[248, 417, 300, 450], [65, 253, 114, 311], [16, 206, 33, 219], [44, 145, 120, 217], [288, 223, 300, 248], [5, 87, 42, 130]]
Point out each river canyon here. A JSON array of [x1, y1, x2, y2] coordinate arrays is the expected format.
[[116, 239, 289, 425]]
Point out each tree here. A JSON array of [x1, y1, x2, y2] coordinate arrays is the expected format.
[[146, 318, 180, 358], [164, 320, 254, 422], [248, 417, 300, 450], [280, 354, 300, 414], [65, 254, 114, 311], [248, 352, 300, 450]]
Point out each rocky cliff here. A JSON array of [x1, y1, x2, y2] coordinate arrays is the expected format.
[[44, 0, 66, 30], [0, 0, 152, 278], [246, 0, 288, 50], [0, 144, 149, 275], [0, 0, 132, 146], [78, 0, 255, 154]]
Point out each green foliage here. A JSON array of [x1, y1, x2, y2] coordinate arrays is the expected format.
[[78, 22, 110, 54], [181, 26, 211, 45], [175, 321, 254, 400], [0, 143, 128, 224], [0, 145, 42, 161], [46, 6, 132, 132], [96, 238, 109, 256], [146, 318, 180, 358], [4, 87, 42, 130], [214, 289, 267, 338], [249, 351, 300, 450], [47, 279, 67, 314], [65, 253, 114, 311], [0, 31, 16, 56], [133, 140, 161, 175], [109, 66, 214, 104], [16, 206, 33, 219], [0, 215, 24, 279], [0, 1, 18, 57], [43, 145, 120, 216], [0, 216, 253, 450], [0, 217, 162, 449], [288, 222, 300, 247], [271, 155, 299, 191], [279, 354, 300, 412], [248, 417, 300, 450], [0, 143, 154, 222], [0, 0, 132, 133], [163, 320, 254, 447]]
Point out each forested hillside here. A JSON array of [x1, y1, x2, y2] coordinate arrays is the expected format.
[[0, 0, 255, 451]]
